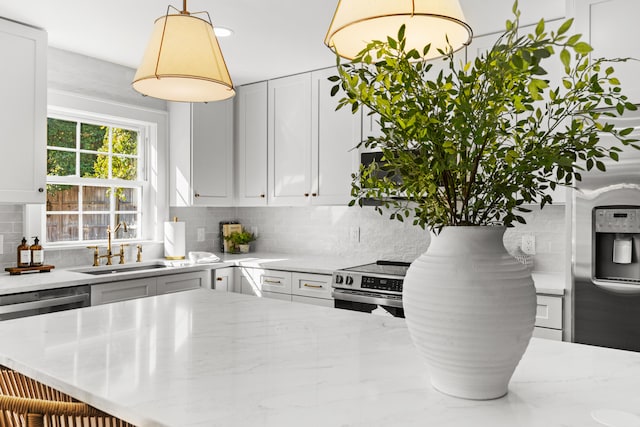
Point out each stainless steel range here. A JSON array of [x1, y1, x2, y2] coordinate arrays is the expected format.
[[332, 260, 409, 317]]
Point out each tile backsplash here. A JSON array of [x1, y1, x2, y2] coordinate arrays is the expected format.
[[171, 204, 567, 273], [0, 204, 566, 273]]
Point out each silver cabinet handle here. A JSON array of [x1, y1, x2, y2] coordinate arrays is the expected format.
[[0, 294, 90, 315]]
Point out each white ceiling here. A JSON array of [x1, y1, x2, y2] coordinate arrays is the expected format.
[[0, 0, 565, 86]]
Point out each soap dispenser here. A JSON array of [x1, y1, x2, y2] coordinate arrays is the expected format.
[[30, 237, 44, 267], [17, 237, 30, 268]]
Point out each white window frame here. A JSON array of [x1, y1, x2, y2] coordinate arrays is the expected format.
[[45, 111, 146, 245], [26, 90, 169, 249]]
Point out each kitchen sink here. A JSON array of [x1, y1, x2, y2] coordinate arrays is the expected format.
[[74, 263, 169, 275]]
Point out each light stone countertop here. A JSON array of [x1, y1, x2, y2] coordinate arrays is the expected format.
[[0, 253, 566, 296], [0, 288, 635, 427]]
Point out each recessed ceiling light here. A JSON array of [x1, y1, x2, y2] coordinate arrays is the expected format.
[[214, 26, 234, 37]]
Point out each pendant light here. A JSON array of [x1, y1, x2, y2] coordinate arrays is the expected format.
[[132, 0, 235, 103], [324, 0, 473, 61]]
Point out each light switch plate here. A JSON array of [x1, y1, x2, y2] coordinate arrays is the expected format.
[[0, 235, 3, 254], [197, 228, 205, 242]]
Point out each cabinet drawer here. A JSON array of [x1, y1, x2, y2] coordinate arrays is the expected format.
[[91, 278, 156, 306], [533, 326, 563, 341], [291, 272, 332, 299], [260, 270, 292, 294], [156, 270, 210, 295], [535, 295, 563, 330]]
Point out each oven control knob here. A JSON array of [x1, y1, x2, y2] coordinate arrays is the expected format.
[[335, 274, 344, 284], [345, 276, 354, 285]]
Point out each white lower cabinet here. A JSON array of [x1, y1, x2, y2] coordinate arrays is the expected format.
[[213, 267, 235, 292], [292, 295, 334, 308], [91, 271, 210, 306], [263, 291, 292, 302], [91, 278, 156, 306], [233, 268, 334, 307], [291, 272, 332, 300], [156, 270, 210, 295], [533, 294, 564, 341]]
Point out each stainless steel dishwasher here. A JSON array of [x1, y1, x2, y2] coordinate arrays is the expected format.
[[0, 285, 90, 321]]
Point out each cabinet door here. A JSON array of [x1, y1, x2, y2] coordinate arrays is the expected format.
[[268, 74, 312, 205], [91, 278, 157, 306], [0, 18, 46, 203], [292, 294, 334, 308], [236, 82, 268, 206], [571, 0, 640, 104], [291, 272, 332, 300], [311, 68, 361, 205], [156, 270, 210, 295], [535, 294, 563, 330], [192, 100, 234, 206], [213, 267, 235, 292]]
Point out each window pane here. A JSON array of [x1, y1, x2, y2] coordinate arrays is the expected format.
[[83, 214, 109, 240], [47, 150, 76, 176], [47, 118, 76, 148], [46, 214, 79, 242], [115, 213, 138, 239], [80, 123, 107, 151], [79, 152, 102, 178], [46, 185, 78, 212], [112, 128, 138, 156], [115, 188, 138, 211], [83, 186, 109, 211], [112, 156, 137, 180]]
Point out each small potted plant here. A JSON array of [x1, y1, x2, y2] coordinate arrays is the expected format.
[[224, 229, 256, 254]]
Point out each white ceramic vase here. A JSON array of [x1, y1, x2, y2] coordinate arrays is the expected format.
[[403, 226, 536, 400]]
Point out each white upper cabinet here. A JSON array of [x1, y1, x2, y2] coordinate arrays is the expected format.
[[169, 99, 234, 207], [268, 74, 313, 205], [570, 0, 640, 104], [235, 82, 268, 206], [0, 18, 46, 204], [267, 70, 358, 206], [311, 67, 361, 205]]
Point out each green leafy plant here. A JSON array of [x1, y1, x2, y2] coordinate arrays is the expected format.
[[224, 229, 256, 246], [331, 2, 638, 233]]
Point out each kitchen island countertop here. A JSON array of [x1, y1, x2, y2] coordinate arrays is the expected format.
[[0, 288, 634, 427]]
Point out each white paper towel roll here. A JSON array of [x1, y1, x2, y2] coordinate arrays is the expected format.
[[164, 218, 186, 260]]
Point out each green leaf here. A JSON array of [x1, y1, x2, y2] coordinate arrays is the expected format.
[[560, 48, 571, 68], [557, 18, 573, 35], [535, 19, 545, 36], [574, 42, 594, 55]]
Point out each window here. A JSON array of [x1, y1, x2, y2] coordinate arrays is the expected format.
[[45, 115, 144, 244]]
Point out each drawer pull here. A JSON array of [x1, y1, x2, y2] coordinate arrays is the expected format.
[[216, 277, 223, 281], [303, 283, 323, 289], [264, 279, 282, 284]]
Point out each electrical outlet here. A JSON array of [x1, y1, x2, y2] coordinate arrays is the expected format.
[[521, 234, 536, 255], [197, 228, 205, 242], [349, 226, 360, 243], [251, 226, 258, 238], [0, 235, 3, 254]]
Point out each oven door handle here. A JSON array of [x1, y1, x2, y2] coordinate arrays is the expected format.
[[0, 293, 90, 315], [593, 281, 640, 295], [332, 289, 403, 308]]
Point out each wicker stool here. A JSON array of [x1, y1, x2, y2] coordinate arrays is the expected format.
[[0, 366, 135, 427]]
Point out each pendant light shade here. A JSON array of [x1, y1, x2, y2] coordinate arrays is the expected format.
[[133, 3, 235, 103], [325, 0, 473, 61]]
